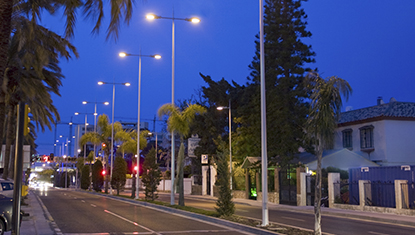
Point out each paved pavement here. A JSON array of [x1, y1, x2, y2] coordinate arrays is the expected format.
[[12, 188, 415, 235]]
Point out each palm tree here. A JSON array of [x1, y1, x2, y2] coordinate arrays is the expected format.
[[158, 103, 206, 206], [0, 0, 134, 158], [305, 71, 352, 235], [80, 114, 123, 193], [115, 128, 150, 198], [2, 12, 77, 179]]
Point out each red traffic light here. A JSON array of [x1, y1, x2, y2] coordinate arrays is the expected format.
[[134, 166, 138, 172], [102, 143, 106, 148], [102, 170, 106, 176]]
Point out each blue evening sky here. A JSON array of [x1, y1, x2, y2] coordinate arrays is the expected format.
[[36, 1, 415, 155]]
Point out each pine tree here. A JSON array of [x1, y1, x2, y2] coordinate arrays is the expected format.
[[141, 147, 162, 201], [111, 156, 127, 195], [237, 0, 315, 167], [214, 148, 235, 217]]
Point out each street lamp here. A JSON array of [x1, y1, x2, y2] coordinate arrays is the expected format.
[[98, 81, 130, 194], [259, 0, 269, 226], [82, 101, 110, 161], [217, 99, 232, 190], [146, 12, 200, 205], [74, 112, 97, 159], [119, 51, 161, 199]]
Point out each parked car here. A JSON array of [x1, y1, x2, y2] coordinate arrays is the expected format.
[[0, 180, 14, 198], [0, 195, 14, 235]]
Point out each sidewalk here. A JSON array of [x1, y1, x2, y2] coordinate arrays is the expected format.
[[5, 191, 59, 235]]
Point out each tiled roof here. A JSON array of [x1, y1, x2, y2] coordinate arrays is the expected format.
[[339, 101, 415, 124]]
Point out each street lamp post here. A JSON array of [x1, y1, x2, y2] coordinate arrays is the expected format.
[[98, 81, 130, 194], [82, 101, 110, 161], [217, 99, 232, 190], [119, 51, 161, 199], [146, 12, 200, 205], [259, 0, 269, 226], [74, 112, 97, 159]]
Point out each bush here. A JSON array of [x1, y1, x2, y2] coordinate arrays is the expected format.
[[214, 150, 235, 216], [142, 147, 162, 200], [81, 165, 90, 190], [111, 156, 127, 195], [92, 160, 104, 192]]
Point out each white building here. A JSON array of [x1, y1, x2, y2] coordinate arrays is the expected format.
[[334, 97, 415, 166]]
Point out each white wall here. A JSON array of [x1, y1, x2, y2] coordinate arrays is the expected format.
[[335, 120, 415, 166], [383, 120, 415, 165], [0, 145, 31, 171]]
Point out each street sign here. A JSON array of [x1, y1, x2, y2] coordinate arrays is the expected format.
[[201, 154, 208, 164]]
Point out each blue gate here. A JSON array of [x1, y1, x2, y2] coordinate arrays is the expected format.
[[349, 165, 415, 208]]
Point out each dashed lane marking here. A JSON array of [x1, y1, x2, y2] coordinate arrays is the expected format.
[[281, 216, 305, 222], [368, 231, 389, 235], [90, 204, 97, 207], [104, 209, 161, 235]]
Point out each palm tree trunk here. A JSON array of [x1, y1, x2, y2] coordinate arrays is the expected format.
[[177, 141, 185, 206], [314, 137, 323, 235], [2, 107, 13, 180], [0, 0, 13, 163], [7, 105, 16, 179]]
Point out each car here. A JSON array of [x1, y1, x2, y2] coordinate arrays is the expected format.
[[0, 180, 14, 198], [0, 194, 13, 235]]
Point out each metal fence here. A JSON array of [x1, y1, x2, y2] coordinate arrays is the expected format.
[[349, 166, 415, 209]]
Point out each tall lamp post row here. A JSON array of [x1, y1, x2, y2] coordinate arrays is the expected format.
[[119, 51, 161, 199], [146, 12, 200, 205], [98, 81, 130, 194], [74, 112, 97, 158], [82, 101, 109, 161]]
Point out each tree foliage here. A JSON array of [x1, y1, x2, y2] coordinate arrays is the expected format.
[[141, 147, 162, 201], [158, 103, 206, 206], [305, 71, 352, 235], [111, 156, 127, 195], [214, 139, 235, 217], [235, 0, 315, 168], [92, 159, 104, 192], [81, 165, 90, 190]]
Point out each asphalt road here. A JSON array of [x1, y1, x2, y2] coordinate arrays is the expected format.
[[156, 194, 415, 235], [34, 188, 258, 235]]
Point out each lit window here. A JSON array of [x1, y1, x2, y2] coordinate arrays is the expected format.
[[360, 125, 374, 149]]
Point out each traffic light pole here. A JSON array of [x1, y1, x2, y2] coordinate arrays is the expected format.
[[12, 102, 25, 235]]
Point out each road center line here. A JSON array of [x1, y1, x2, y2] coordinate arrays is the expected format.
[[368, 231, 389, 235], [81, 200, 85, 203], [104, 210, 161, 235], [90, 204, 96, 207], [281, 216, 305, 222]]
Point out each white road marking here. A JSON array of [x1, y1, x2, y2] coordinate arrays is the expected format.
[[81, 200, 85, 203], [368, 231, 389, 235], [281, 216, 305, 222], [90, 204, 96, 207], [104, 210, 161, 235]]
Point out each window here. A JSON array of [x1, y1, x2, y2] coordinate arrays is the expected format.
[[1, 182, 13, 191], [342, 129, 353, 149], [360, 125, 374, 149]]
